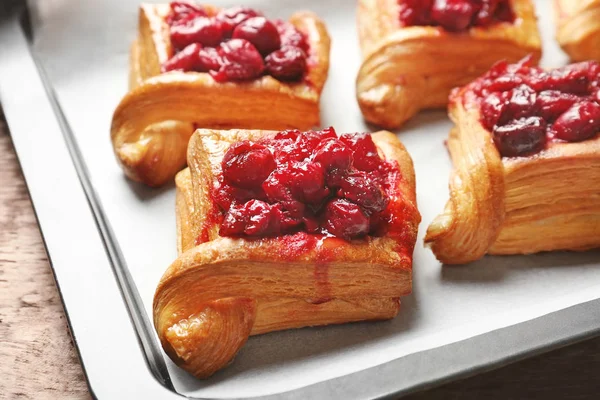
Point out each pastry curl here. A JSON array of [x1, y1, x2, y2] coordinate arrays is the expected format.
[[154, 129, 420, 378], [111, 5, 331, 186], [555, 0, 600, 62], [426, 85, 600, 265], [355, 0, 541, 129]]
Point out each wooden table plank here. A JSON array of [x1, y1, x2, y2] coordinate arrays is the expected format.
[[0, 110, 599, 399]]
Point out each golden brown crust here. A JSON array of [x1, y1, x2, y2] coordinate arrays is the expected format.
[[356, 0, 542, 129], [111, 5, 331, 187], [555, 0, 600, 62], [154, 128, 420, 378], [425, 94, 600, 265]]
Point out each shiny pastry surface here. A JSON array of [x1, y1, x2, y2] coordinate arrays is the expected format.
[[111, 2, 330, 187], [356, 0, 541, 129], [154, 128, 420, 378], [425, 59, 600, 264], [555, 0, 600, 62]]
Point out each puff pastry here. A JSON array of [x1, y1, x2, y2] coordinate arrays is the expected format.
[[356, 0, 542, 129], [425, 58, 600, 264], [555, 0, 600, 62], [111, 4, 330, 186], [153, 128, 420, 378]]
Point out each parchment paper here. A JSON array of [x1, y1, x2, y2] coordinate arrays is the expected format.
[[29, 0, 600, 397]]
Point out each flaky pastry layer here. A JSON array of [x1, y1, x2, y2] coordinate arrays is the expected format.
[[425, 95, 600, 265], [154, 129, 420, 378], [111, 4, 331, 187], [555, 0, 600, 62], [356, 0, 542, 129]]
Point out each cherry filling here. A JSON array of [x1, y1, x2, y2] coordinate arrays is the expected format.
[[398, 0, 515, 32], [161, 2, 309, 83], [212, 128, 400, 241], [466, 56, 600, 157]]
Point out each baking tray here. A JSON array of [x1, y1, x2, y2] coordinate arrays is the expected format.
[[1, 0, 599, 398]]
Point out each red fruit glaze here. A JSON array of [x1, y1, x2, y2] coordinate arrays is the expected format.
[[211, 128, 400, 241], [233, 17, 281, 56], [463, 57, 600, 157], [163, 3, 309, 83], [551, 101, 600, 142], [265, 46, 307, 81], [210, 39, 265, 82], [398, 0, 514, 31]]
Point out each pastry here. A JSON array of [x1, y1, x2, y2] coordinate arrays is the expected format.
[[356, 0, 542, 129], [425, 56, 600, 264], [555, 0, 600, 62], [111, 2, 330, 186], [153, 127, 420, 378]]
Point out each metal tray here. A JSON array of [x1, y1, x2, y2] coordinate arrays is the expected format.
[[1, 0, 599, 398]]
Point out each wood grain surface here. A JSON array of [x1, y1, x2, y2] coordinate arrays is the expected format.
[[0, 110, 599, 399]]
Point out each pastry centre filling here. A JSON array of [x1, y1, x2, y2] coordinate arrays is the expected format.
[[468, 56, 600, 157], [212, 128, 399, 241], [398, 0, 515, 32], [162, 2, 309, 82]]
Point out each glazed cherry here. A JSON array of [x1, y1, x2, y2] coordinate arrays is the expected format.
[[265, 46, 307, 81], [212, 128, 397, 241], [431, 0, 476, 32], [222, 141, 276, 189], [233, 17, 281, 56], [313, 139, 353, 173], [472, 58, 600, 156], [551, 101, 600, 142], [167, 1, 207, 25], [341, 134, 381, 172], [338, 171, 388, 214], [323, 199, 370, 240], [196, 47, 221, 71], [399, 0, 514, 31], [493, 117, 547, 157], [216, 6, 263, 36], [170, 16, 224, 49], [161, 43, 203, 72], [274, 20, 309, 52], [211, 39, 265, 82], [535, 91, 579, 122]]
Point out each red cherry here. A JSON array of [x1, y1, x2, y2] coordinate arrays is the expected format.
[[535, 91, 580, 122], [210, 39, 265, 82], [338, 171, 388, 214], [340, 133, 381, 172], [551, 101, 600, 142], [233, 17, 281, 56], [323, 199, 370, 240], [274, 20, 308, 52], [216, 6, 262, 37], [196, 47, 221, 71], [493, 117, 547, 157], [169, 16, 224, 49], [161, 43, 203, 72], [313, 138, 353, 172], [222, 141, 276, 189], [265, 46, 307, 81], [431, 0, 476, 32]]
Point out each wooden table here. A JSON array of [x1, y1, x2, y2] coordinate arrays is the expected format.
[[1, 111, 599, 399]]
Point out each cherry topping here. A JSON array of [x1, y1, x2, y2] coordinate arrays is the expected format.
[[274, 20, 309, 52], [497, 84, 537, 125], [551, 101, 600, 142], [196, 47, 222, 71], [161, 43, 203, 73], [222, 141, 276, 189], [480, 91, 509, 130], [338, 171, 388, 214], [323, 199, 370, 240], [216, 6, 263, 37], [210, 39, 265, 82], [431, 0, 476, 32], [493, 117, 547, 157], [170, 16, 225, 49], [265, 46, 307, 81], [233, 17, 281, 56], [212, 128, 398, 241], [399, 0, 433, 26], [167, 1, 207, 25], [535, 91, 579, 122], [340, 134, 381, 172]]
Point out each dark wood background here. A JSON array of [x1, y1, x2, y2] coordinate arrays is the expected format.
[[1, 112, 599, 399]]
